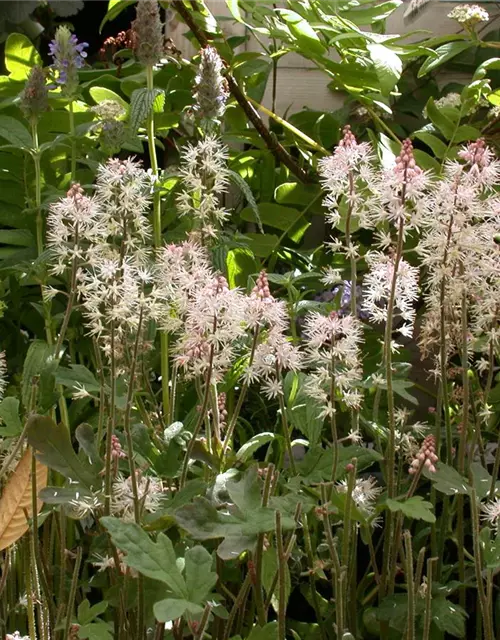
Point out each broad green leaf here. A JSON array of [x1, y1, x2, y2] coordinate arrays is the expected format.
[[89, 86, 128, 112], [413, 131, 448, 158], [453, 125, 481, 143], [55, 364, 100, 395], [100, 517, 188, 597], [418, 42, 474, 78], [285, 373, 323, 445], [39, 485, 96, 506], [100, 0, 135, 31], [474, 57, 500, 80], [277, 10, 326, 56], [227, 169, 263, 233], [184, 546, 217, 604], [244, 233, 280, 258], [470, 462, 493, 500], [236, 433, 275, 462], [0, 397, 22, 437], [423, 463, 470, 495], [153, 598, 203, 623], [425, 98, 455, 140], [129, 88, 164, 133], [175, 469, 295, 560], [22, 340, 52, 409], [247, 622, 279, 640], [342, 0, 401, 25], [27, 415, 98, 487], [240, 203, 303, 234], [0, 229, 34, 246], [5, 33, 41, 80], [77, 599, 109, 625], [386, 496, 436, 523], [431, 597, 467, 638], [262, 546, 291, 614], [77, 621, 113, 640], [367, 44, 402, 94], [479, 528, 500, 571], [226, 248, 258, 289], [0, 116, 32, 148], [75, 423, 102, 468], [274, 182, 321, 208]]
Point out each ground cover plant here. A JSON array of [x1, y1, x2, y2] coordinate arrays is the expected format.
[[0, 1, 499, 639]]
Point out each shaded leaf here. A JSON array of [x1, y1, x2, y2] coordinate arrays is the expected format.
[[423, 463, 469, 495], [26, 414, 97, 488], [0, 397, 23, 437], [386, 496, 436, 523]]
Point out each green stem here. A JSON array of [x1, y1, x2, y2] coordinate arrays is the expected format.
[[63, 547, 82, 640], [69, 100, 76, 182], [403, 531, 415, 640], [275, 511, 286, 640]]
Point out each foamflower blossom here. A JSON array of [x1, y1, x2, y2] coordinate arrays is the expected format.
[[303, 310, 363, 414], [418, 139, 500, 368], [176, 135, 231, 241], [362, 251, 419, 337], [244, 272, 301, 397], [480, 498, 500, 533], [336, 476, 382, 516], [174, 275, 247, 382], [111, 472, 163, 521], [318, 125, 374, 232]]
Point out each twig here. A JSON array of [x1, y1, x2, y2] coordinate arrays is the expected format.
[[171, 0, 313, 184]]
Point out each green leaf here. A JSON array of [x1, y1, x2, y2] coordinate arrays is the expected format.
[[77, 621, 113, 640], [386, 496, 436, 523], [22, 340, 52, 409], [453, 125, 481, 144], [277, 10, 326, 56], [342, 0, 401, 25], [26, 414, 98, 487], [153, 598, 203, 623], [285, 373, 323, 445], [75, 423, 102, 469], [0, 116, 32, 148], [244, 233, 280, 258], [240, 203, 303, 235], [413, 131, 448, 159], [184, 546, 217, 604], [100, 517, 188, 596], [55, 364, 100, 395], [367, 44, 402, 94], [227, 170, 263, 233], [89, 87, 128, 112], [274, 182, 321, 208], [470, 462, 493, 500], [226, 248, 258, 289], [77, 599, 108, 625], [479, 528, 500, 571], [100, 0, 135, 32], [261, 546, 290, 614], [0, 397, 23, 437], [431, 597, 467, 637], [247, 622, 279, 640], [425, 99, 455, 140], [175, 469, 295, 560], [236, 433, 275, 463], [5, 33, 41, 80], [418, 42, 474, 78], [423, 463, 470, 495], [129, 88, 164, 133]]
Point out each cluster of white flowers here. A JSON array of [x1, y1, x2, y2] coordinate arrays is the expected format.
[[336, 476, 382, 517], [318, 125, 374, 232], [303, 311, 363, 416], [448, 4, 489, 26], [243, 272, 301, 399], [481, 497, 500, 533], [418, 139, 500, 369], [47, 159, 156, 364], [173, 274, 247, 382], [176, 135, 231, 242], [362, 251, 419, 338], [111, 472, 163, 522], [434, 93, 461, 110]]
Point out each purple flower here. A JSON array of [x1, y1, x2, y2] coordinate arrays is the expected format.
[[49, 26, 88, 96]]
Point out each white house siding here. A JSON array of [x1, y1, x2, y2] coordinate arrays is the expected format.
[[167, 1, 484, 115]]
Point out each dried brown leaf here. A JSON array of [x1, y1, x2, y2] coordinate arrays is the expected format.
[[0, 447, 48, 551]]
